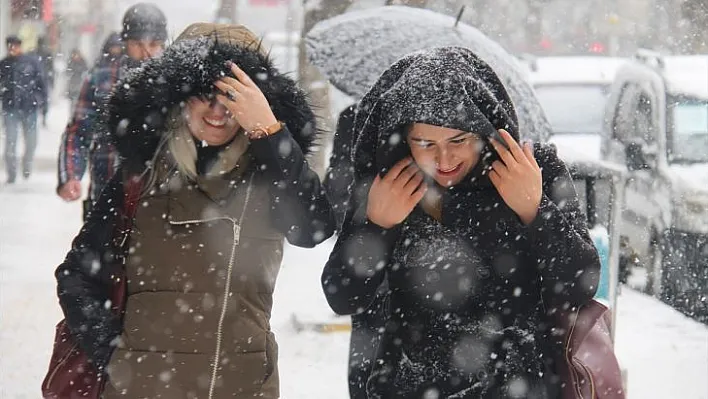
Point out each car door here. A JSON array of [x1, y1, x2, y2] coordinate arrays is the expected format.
[[622, 87, 663, 260]]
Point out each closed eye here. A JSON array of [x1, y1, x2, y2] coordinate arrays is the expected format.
[[412, 140, 434, 148], [450, 133, 477, 145]]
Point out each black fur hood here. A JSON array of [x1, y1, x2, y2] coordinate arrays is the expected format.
[[106, 26, 317, 172]]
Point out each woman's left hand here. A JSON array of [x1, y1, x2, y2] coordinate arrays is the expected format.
[[214, 61, 278, 134], [489, 129, 543, 225]]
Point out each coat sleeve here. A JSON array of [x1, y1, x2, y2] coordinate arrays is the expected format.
[[320, 175, 401, 315], [249, 126, 335, 248], [57, 73, 96, 189], [321, 220, 399, 315], [55, 174, 125, 370], [524, 144, 601, 311], [324, 104, 357, 230]]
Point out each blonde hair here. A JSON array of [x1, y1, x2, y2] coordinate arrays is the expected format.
[[166, 107, 199, 180], [142, 104, 248, 195]]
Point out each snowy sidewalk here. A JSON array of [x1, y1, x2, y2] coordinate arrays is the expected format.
[[1, 159, 706, 398]]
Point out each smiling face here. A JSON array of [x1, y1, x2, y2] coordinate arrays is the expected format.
[[186, 97, 241, 146], [407, 123, 484, 187]]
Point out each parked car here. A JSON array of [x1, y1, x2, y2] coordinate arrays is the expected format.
[[601, 50, 708, 321], [524, 56, 626, 159]]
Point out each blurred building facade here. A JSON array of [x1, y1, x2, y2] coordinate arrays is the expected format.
[[443, 0, 706, 56], [0, 0, 51, 55]]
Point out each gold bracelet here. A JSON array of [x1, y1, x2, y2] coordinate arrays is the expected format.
[[247, 121, 285, 140]]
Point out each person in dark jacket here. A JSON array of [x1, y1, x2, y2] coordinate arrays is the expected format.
[[0, 35, 47, 183], [324, 103, 357, 230], [30, 36, 54, 126], [54, 22, 334, 398], [321, 47, 601, 398], [64, 48, 88, 109], [57, 3, 167, 220]]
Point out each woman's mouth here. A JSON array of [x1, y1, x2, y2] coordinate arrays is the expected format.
[[436, 164, 462, 177], [203, 117, 226, 128]]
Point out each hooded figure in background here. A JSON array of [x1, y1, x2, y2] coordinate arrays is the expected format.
[[65, 48, 89, 107], [322, 47, 600, 398], [55, 23, 334, 399], [96, 32, 124, 67]]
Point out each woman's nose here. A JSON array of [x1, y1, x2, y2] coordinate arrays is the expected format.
[[436, 147, 453, 167], [209, 102, 228, 117]]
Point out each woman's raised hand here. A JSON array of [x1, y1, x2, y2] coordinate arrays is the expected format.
[[214, 61, 278, 134], [489, 129, 543, 225], [367, 158, 427, 229]]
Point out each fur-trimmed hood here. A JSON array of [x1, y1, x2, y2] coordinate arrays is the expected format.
[[106, 23, 317, 172]]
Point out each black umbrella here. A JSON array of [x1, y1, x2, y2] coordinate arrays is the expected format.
[[305, 5, 551, 141]]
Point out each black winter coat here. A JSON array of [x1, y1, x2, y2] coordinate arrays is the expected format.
[[321, 47, 600, 398], [324, 104, 357, 230]]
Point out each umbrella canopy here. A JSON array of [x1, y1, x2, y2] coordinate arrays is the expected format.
[[305, 5, 552, 141]]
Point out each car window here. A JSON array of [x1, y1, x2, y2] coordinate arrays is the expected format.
[[669, 99, 708, 163], [534, 84, 609, 134]]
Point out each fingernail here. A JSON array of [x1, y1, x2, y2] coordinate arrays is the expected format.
[[224, 60, 233, 67]]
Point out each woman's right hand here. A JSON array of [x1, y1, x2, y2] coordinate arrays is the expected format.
[[367, 158, 427, 229]]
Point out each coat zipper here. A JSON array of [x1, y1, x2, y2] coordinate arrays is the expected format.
[[167, 174, 254, 399]]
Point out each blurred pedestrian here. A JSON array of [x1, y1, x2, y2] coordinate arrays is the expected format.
[[321, 47, 601, 398], [64, 49, 88, 110], [0, 35, 47, 183], [30, 36, 54, 127], [95, 31, 123, 66], [55, 22, 334, 399], [57, 3, 167, 220]]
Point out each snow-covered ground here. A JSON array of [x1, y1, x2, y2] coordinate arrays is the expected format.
[[0, 98, 706, 399]]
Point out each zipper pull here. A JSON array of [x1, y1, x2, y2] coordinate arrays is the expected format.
[[233, 223, 241, 245]]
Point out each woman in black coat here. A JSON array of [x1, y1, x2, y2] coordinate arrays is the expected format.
[[321, 47, 601, 398]]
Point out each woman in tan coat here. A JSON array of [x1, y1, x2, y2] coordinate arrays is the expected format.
[[55, 23, 334, 399]]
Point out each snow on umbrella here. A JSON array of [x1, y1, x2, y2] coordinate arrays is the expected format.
[[305, 5, 552, 142]]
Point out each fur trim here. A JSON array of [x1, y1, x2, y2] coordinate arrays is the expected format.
[[106, 35, 317, 172]]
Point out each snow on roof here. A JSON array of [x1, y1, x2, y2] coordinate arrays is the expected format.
[[550, 134, 626, 179], [527, 56, 627, 86], [661, 56, 708, 100]]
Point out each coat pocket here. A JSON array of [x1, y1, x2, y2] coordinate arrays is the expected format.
[[263, 331, 279, 387]]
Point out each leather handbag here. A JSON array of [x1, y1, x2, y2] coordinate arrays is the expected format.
[[41, 177, 143, 399], [556, 299, 625, 399]]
